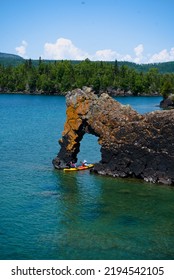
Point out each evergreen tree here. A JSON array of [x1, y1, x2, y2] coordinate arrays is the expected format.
[[0, 58, 174, 96]]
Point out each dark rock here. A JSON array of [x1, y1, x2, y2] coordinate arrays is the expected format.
[[53, 87, 174, 185], [160, 96, 174, 109]]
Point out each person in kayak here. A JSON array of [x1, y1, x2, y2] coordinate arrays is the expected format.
[[70, 161, 76, 168], [66, 161, 76, 168], [81, 160, 88, 167]]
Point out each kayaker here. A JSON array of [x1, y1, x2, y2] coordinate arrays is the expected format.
[[66, 161, 76, 168], [81, 160, 88, 167], [70, 161, 76, 168]]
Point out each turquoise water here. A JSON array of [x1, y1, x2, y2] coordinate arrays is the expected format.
[[1, 94, 174, 260], [115, 96, 162, 114]]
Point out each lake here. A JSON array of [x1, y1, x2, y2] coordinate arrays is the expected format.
[[1, 94, 174, 260]]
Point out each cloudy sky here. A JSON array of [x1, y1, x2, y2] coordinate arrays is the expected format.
[[1, 0, 174, 63]]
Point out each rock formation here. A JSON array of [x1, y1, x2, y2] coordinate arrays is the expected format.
[[52, 87, 174, 185], [160, 94, 174, 109]]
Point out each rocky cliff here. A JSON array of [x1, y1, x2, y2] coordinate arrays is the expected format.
[[52, 87, 174, 185]]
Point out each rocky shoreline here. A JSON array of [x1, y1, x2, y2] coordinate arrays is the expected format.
[[53, 87, 174, 186], [0, 90, 66, 96], [0, 87, 161, 97]]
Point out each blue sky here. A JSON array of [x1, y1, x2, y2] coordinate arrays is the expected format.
[[1, 0, 174, 63]]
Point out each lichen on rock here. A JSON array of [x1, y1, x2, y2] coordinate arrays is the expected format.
[[52, 87, 174, 185]]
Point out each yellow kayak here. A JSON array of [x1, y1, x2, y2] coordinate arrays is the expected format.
[[63, 164, 94, 172]]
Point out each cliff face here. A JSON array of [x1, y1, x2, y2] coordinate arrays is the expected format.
[[52, 87, 174, 185]]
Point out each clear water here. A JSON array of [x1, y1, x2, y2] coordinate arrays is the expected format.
[[115, 96, 162, 114], [1, 94, 174, 260]]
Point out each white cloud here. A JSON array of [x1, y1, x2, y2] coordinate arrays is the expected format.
[[148, 48, 174, 63], [134, 44, 144, 63], [170, 47, 174, 57], [93, 49, 118, 61], [44, 38, 89, 60], [122, 54, 132, 61], [43, 37, 174, 64], [43, 38, 134, 62], [15, 40, 28, 57], [134, 44, 144, 57], [93, 49, 133, 62]]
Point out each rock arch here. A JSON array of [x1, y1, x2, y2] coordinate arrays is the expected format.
[[53, 87, 174, 185], [53, 88, 101, 167]]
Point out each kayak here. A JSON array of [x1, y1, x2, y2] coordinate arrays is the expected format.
[[63, 164, 94, 172], [77, 164, 94, 170]]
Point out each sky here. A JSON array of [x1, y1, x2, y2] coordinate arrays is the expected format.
[[1, 0, 174, 63]]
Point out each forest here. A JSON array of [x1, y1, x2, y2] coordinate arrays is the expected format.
[[0, 57, 174, 98]]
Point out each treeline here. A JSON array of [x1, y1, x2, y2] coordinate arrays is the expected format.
[[0, 58, 174, 97]]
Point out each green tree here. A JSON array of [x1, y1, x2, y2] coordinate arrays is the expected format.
[[161, 80, 173, 99]]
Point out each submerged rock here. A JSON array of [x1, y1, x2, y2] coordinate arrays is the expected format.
[[53, 87, 174, 185]]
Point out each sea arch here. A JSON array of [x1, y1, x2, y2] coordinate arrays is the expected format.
[[54, 114, 101, 168], [52, 87, 174, 185]]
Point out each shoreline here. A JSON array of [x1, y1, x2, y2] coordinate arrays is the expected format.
[[0, 89, 162, 97]]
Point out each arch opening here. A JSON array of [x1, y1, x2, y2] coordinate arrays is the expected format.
[[76, 133, 101, 165]]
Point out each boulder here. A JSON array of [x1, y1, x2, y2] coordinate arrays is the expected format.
[[160, 96, 174, 109]]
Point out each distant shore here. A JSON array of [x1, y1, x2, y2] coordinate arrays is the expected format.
[[0, 88, 162, 97]]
